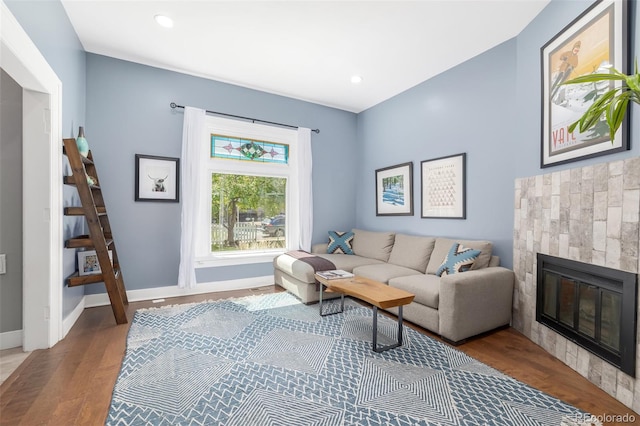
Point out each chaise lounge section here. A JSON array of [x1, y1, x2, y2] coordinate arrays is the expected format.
[[273, 229, 515, 343]]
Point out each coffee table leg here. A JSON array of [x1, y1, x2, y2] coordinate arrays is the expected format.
[[319, 284, 344, 317], [372, 305, 404, 353], [398, 306, 404, 346], [372, 307, 378, 350]]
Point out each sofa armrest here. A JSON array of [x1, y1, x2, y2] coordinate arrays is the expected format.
[[311, 243, 328, 254], [438, 266, 514, 343]]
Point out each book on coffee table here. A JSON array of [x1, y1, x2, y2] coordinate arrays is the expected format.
[[316, 269, 354, 280]]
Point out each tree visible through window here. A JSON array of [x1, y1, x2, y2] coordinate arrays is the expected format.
[[211, 173, 286, 252]]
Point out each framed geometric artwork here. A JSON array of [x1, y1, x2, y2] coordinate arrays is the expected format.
[[135, 154, 180, 202], [375, 162, 414, 216], [540, 0, 629, 168], [421, 153, 466, 219]]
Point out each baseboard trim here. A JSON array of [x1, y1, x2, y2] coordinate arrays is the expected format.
[[83, 275, 275, 308], [62, 297, 86, 337], [0, 329, 22, 350]]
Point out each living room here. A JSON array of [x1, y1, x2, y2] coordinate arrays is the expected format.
[[1, 0, 639, 424]]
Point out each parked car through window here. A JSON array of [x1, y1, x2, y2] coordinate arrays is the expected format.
[[261, 215, 285, 237]]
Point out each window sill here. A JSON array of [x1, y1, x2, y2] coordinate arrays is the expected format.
[[195, 250, 285, 268]]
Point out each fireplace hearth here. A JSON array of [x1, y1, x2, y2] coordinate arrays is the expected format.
[[537, 253, 638, 377]]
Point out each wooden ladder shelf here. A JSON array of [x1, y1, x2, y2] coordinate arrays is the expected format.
[[63, 138, 128, 324]]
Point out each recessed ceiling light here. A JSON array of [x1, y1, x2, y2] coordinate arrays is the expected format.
[[154, 14, 174, 28], [351, 75, 363, 84]]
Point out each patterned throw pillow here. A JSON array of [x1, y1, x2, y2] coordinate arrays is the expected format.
[[436, 242, 481, 277], [327, 231, 355, 255]]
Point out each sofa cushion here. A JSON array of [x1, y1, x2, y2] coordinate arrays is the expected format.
[[352, 263, 422, 283], [389, 274, 440, 309], [387, 234, 436, 272], [315, 253, 384, 272], [426, 238, 493, 274], [327, 231, 354, 254], [351, 229, 395, 262], [436, 243, 481, 276], [274, 253, 381, 284]]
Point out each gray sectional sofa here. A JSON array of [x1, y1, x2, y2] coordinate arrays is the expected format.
[[273, 229, 514, 343]]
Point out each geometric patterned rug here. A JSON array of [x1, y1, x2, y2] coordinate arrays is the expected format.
[[107, 292, 598, 425]]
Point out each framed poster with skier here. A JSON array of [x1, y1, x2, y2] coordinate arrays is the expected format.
[[540, 0, 628, 168]]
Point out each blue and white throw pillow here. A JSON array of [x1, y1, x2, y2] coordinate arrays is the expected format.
[[436, 242, 481, 277], [327, 231, 354, 255]]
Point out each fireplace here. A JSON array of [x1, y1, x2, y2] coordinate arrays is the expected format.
[[536, 253, 638, 377]]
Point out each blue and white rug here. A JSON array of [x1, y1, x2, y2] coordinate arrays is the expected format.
[[107, 292, 596, 425]]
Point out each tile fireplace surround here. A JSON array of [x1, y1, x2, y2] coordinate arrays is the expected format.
[[513, 156, 640, 412]]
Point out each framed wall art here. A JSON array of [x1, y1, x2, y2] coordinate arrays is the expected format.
[[135, 154, 180, 202], [375, 162, 413, 216], [541, 0, 628, 168], [421, 153, 466, 219]]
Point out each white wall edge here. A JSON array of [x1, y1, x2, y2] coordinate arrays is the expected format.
[[1, 1, 64, 351], [83, 275, 275, 308], [0, 329, 22, 350]]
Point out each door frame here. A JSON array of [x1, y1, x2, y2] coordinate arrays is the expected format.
[[1, 2, 63, 350]]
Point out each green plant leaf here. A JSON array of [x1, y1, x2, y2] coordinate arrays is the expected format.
[[579, 107, 604, 132], [568, 121, 579, 133], [608, 93, 630, 142], [561, 58, 639, 144], [627, 74, 640, 93], [562, 73, 625, 85]]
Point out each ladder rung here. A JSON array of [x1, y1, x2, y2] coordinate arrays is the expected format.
[[63, 176, 101, 189], [66, 266, 120, 287], [65, 235, 113, 248], [63, 146, 94, 165], [64, 206, 107, 216], [65, 235, 93, 248]]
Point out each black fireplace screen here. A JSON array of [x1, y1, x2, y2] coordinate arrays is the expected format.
[[537, 254, 637, 377]]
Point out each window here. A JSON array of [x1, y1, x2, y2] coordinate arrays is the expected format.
[[210, 173, 287, 252], [196, 117, 298, 266]]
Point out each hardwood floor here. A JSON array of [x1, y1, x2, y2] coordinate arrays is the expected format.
[[1, 285, 636, 425], [0, 348, 31, 385]]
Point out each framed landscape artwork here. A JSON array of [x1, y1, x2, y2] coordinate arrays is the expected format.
[[135, 154, 180, 202], [541, 0, 628, 168], [375, 162, 413, 216], [421, 153, 466, 219]]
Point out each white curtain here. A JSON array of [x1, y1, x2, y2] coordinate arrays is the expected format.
[[295, 127, 313, 251], [178, 107, 206, 288]]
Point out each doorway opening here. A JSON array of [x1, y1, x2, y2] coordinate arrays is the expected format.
[[1, 2, 63, 352]]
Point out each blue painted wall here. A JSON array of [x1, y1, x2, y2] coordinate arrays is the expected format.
[[5, 0, 87, 318], [5, 0, 86, 137], [356, 39, 519, 267], [355, 0, 639, 270], [83, 54, 358, 293], [7, 0, 638, 299]]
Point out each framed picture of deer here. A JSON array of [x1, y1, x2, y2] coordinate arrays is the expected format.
[[135, 154, 180, 202]]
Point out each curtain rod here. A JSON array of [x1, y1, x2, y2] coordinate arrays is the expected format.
[[170, 102, 320, 134]]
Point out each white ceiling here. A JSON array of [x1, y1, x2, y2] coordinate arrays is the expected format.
[[61, 0, 549, 113]]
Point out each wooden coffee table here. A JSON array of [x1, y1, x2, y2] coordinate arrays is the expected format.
[[314, 274, 415, 353]]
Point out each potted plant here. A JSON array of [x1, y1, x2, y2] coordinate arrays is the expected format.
[[562, 58, 639, 142]]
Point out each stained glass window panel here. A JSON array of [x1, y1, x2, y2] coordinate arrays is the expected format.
[[211, 134, 289, 164]]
